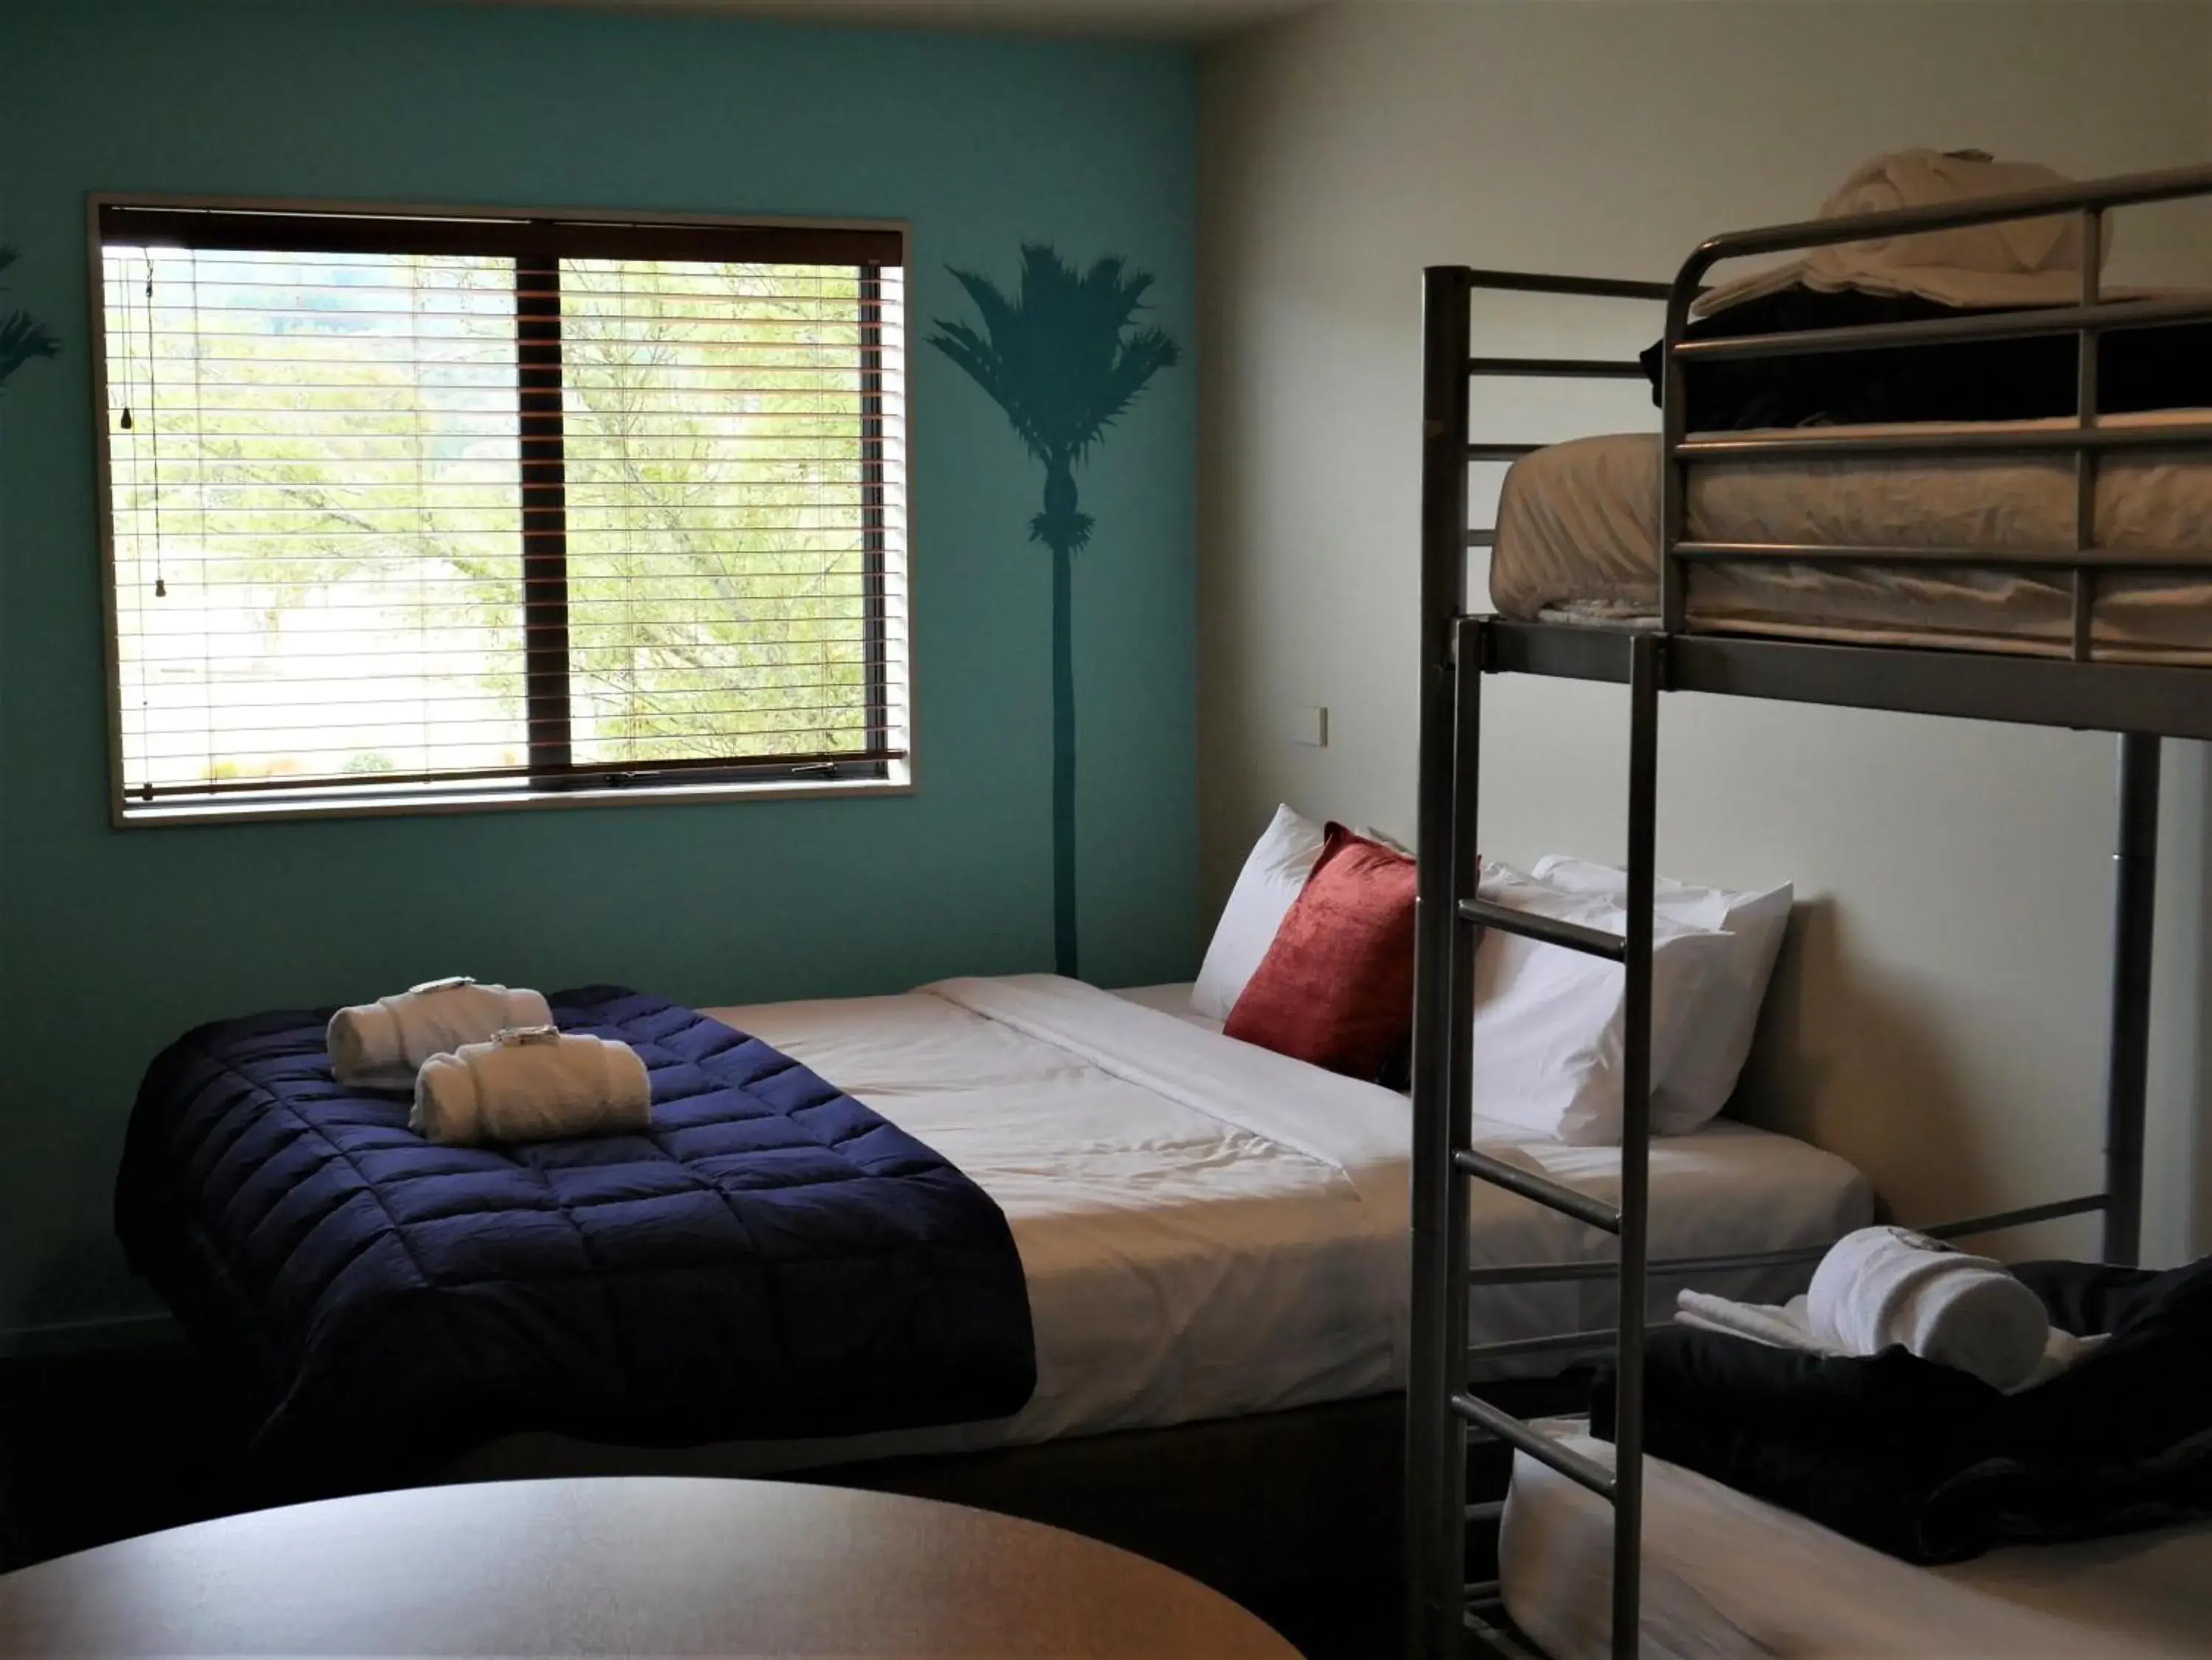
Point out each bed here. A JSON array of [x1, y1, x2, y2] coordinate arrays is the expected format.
[[119, 970, 1865, 1479], [1499, 1423, 2212, 1659], [1489, 410, 2212, 660], [115, 963, 1867, 1617]]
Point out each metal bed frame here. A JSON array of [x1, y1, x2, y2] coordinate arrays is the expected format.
[[1407, 163, 2212, 1659]]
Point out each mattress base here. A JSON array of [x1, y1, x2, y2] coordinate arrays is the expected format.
[[1500, 1423, 2212, 1659], [444, 1377, 1586, 1618], [1537, 601, 2212, 667]]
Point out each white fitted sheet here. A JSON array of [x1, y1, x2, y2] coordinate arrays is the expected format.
[[456, 977, 1867, 1476], [1490, 411, 2212, 661], [1109, 980, 1225, 1031], [1501, 1423, 2212, 1659]]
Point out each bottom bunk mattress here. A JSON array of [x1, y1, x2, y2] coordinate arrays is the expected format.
[[114, 986, 1037, 1491], [451, 977, 1870, 1478], [1500, 1424, 2212, 1659], [1489, 410, 2212, 661]]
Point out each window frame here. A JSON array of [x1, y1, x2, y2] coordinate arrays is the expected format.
[[86, 192, 914, 828]]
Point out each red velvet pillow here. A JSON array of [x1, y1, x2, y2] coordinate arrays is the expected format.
[[1223, 823, 1417, 1079]]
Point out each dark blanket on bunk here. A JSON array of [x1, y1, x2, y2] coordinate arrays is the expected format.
[[1590, 1256, 2212, 1564], [114, 986, 1036, 1495], [1640, 285, 2212, 430]]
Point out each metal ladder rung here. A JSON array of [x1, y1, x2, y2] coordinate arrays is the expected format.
[[1468, 355, 1649, 380], [1465, 1499, 1507, 1524], [1453, 1391, 1617, 1501], [1467, 442, 1543, 462], [1455, 1147, 1623, 1234], [1469, 1238, 1836, 1288], [1460, 897, 1626, 960], [1467, 1326, 1620, 1365], [1455, 1194, 2115, 1293]]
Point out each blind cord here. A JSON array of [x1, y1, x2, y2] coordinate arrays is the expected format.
[[116, 255, 153, 799], [143, 253, 167, 601], [188, 247, 204, 604], [414, 261, 431, 775]]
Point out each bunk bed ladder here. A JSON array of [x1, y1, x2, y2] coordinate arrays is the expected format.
[[1440, 625, 1660, 1660], [1411, 264, 1662, 1660]]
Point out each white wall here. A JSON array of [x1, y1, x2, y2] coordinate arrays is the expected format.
[[1198, 0, 2212, 1260]]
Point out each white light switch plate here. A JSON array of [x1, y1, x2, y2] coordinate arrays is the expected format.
[[1290, 706, 1329, 747]]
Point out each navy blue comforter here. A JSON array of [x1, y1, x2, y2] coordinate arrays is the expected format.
[[115, 987, 1035, 1493]]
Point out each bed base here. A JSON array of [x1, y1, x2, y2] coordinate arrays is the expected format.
[[443, 1379, 1584, 1627], [0, 1341, 1568, 1640], [1411, 163, 2212, 1660]]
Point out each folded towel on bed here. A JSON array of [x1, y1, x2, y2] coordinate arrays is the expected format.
[[411, 1026, 651, 1145], [1646, 150, 2212, 431], [1677, 1290, 1838, 1355], [1808, 1226, 2051, 1392], [1677, 1286, 2101, 1392], [327, 977, 553, 1089], [1599, 1255, 2212, 1563], [1695, 149, 2104, 318]]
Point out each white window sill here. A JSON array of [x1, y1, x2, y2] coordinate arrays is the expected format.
[[114, 764, 914, 829]]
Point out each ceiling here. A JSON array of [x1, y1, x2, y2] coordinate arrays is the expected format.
[[474, 0, 1333, 41]]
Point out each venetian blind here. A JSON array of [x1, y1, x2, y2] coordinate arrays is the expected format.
[[98, 204, 908, 816]]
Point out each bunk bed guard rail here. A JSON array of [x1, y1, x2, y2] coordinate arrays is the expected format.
[[1409, 162, 2212, 1660]]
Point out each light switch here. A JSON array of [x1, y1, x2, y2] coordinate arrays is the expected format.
[[1290, 706, 1329, 747]]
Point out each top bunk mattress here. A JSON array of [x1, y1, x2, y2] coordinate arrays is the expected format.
[[1489, 410, 2212, 662]]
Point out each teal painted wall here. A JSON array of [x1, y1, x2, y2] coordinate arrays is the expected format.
[[0, 0, 1198, 1338]]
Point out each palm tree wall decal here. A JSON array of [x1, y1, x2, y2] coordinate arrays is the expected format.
[[930, 244, 1179, 978], [0, 247, 60, 391]]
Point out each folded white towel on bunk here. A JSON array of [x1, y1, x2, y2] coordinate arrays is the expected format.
[[1807, 1225, 2051, 1392], [411, 1026, 653, 1146], [327, 977, 554, 1089], [1676, 1290, 1842, 1356], [1676, 1283, 2104, 1393], [1694, 148, 2111, 317]]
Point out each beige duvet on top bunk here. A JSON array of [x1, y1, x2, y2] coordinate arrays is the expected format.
[[1489, 408, 2212, 663]]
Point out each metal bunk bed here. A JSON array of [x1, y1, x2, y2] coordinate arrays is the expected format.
[[1406, 163, 2212, 1660]]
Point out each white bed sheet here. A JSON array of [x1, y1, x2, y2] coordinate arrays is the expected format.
[[1490, 410, 2212, 662], [1110, 980, 1225, 1031], [457, 977, 1867, 1477], [1501, 1423, 2212, 1659]]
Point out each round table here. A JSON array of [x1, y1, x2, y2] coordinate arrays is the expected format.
[[0, 1476, 1300, 1657]]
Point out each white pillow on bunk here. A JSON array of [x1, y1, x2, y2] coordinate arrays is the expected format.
[[1531, 855, 1793, 1133], [1192, 803, 1328, 1021], [1469, 862, 1738, 1145]]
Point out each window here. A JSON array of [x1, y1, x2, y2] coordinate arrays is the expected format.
[[94, 200, 908, 821]]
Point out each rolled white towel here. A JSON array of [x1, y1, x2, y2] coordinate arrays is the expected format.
[[328, 977, 554, 1089], [1676, 1290, 1837, 1356], [1676, 1286, 2100, 1394], [1807, 1225, 2051, 1392], [411, 1027, 652, 1146]]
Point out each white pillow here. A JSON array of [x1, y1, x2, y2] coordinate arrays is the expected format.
[[1531, 855, 1792, 1132], [1192, 804, 1327, 1021], [1469, 861, 1739, 1145]]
